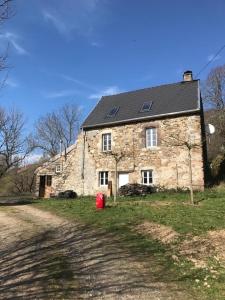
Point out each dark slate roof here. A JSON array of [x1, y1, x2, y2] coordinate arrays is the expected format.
[[82, 80, 200, 129]]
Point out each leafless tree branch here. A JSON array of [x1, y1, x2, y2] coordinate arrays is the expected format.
[[162, 132, 201, 205], [0, 107, 33, 178], [33, 103, 81, 157], [203, 64, 225, 110], [0, 0, 13, 23], [0, 1, 13, 89]]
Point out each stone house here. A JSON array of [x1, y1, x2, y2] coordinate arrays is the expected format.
[[35, 71, 207, 198]]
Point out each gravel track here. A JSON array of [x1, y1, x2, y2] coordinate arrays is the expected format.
[[0, 205, 195, 300]]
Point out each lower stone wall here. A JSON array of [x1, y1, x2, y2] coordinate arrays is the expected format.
[[35, 114, 205, 197]]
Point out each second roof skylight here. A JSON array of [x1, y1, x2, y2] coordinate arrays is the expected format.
[[140, 101, 153, 112]]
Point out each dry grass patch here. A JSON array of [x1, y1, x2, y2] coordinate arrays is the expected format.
[[150, 201, 174, 207], [136, 221, 180, 244], [208, 230, 225, 262], [178, 235, 215, 268], [178, 230, 225, 268], [136, 221, 225, 269], [179, 230, 225, 268]]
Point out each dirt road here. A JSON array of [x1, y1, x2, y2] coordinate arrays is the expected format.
[[0, 205, 194, 300]]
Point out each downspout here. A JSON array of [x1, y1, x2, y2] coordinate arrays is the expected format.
[[132, 128, 136, 171], [81, 129, 86, 195]]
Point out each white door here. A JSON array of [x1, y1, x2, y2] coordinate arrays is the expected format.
[[118, 173, 129, 188]]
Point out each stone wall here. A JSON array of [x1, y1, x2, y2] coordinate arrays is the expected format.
[[35, 113, 205, 197]]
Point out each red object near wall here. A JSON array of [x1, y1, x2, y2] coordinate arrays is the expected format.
[[96, 193, 105, 209]]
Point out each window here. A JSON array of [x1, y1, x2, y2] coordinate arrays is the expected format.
[[146, 128, 157, 147], [102, 133, 111, 151], [141, 170, 153, 185], [140, 101, 153, 112], [46, 175, 52, 186], [99, 171, 108, 186], [55, 164, 62, 173], [106, 106, 119, 118]]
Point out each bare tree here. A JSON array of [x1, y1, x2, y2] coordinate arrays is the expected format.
[[0, 1, 13, 86], [34, 103, 81, 157], [203, 65, 225, 151], [0, 107, 33, 178], [104, 150, 126, 202], [204, 65, 225, 110], [0, 0, 12, 23], [10, 163, 38, 194], [163, 133, 201, 205]]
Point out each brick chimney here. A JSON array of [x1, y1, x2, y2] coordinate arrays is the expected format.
[[183, 70, 193, 81]]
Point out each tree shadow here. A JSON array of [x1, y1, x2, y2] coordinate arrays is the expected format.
[[0, 222, 196, 299], [0, 199, 34, 206]]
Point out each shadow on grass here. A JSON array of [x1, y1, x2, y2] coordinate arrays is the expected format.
[[0, 220, 197, 299], [0, 199, 35, 206]]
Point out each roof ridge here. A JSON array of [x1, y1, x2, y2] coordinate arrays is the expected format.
[[102, 80, 199, 99]]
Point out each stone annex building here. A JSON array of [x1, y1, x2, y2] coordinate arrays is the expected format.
[[35, 71, 207, 198]]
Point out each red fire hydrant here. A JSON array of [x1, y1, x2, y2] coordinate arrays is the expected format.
[[96, 192, 105, 209]]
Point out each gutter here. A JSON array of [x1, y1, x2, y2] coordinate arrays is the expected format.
[[82, 108, 201, 130]]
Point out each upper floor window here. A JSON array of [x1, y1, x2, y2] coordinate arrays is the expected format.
[[99, 171, 108, 186], [55, 164, 62, 173], [102, 133, 111, 152], [141, 170, 153, 185], [146, 127, 157, 148]]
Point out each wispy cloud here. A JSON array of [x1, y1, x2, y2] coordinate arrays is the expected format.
[[60, 74, 99, 92], [42, 0, 109, 39], [44, 89, 81, 99], [43, 10, 68, 36], [5, 78, 19, 88], [0, 32, 28, 55], [207, 54, 221, 62], [89, 86, 122, 100], [91, 41, 103, 47]]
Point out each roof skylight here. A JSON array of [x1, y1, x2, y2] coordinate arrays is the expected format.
[[106, 106, 120, 118], [140, 101, 153, 112]]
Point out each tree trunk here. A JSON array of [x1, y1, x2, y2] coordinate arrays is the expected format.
[[175, 162, 179, 190], [114, 160, 118, 203]]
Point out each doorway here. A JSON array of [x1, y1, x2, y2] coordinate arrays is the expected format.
[[39, 176, 46, 197], [39, 175, 52, 198], [118, 173, 129, 188]]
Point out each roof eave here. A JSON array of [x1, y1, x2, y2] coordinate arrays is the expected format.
[[82, 108, 201, 130]]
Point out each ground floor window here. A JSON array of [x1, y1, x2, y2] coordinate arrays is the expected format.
[[141, 170, 153, 185], [99, 171, 108, 186]]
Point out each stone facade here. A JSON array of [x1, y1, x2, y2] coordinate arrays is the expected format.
[[35, 113, 205, 197]]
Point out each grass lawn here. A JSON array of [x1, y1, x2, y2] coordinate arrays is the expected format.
[[34, 188, 225, 299]]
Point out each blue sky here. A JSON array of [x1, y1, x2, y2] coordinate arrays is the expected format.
[[0, 0, 225, 133]]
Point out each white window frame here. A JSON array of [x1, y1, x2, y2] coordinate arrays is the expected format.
[[55, 164, 62, 173], [141, 170, 153, 185], [102, 133, 112, 152], [146, 127, 157, 148], [99, 171, 108, 186]]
